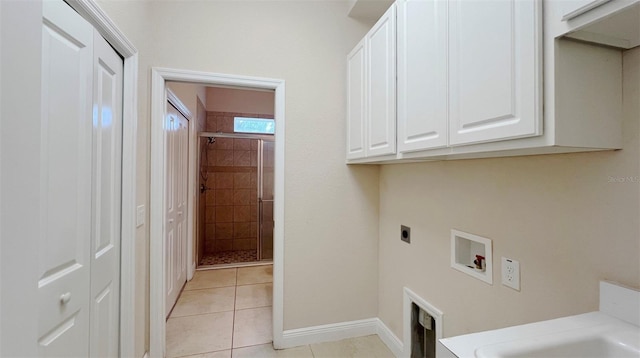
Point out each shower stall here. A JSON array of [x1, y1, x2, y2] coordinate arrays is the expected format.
[[197, 132, 274, 266]]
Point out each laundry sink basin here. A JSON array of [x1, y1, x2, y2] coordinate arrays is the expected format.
[[474, 322, 640, 358], [438, 282, 640, 358]]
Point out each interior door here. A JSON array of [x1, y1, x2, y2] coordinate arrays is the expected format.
[[165, 102, 189, 317], [89, 30, 123, 357], [38, 1, 93, 355]]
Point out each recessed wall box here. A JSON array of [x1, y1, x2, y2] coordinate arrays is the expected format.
[[451, 229, 493, 284]]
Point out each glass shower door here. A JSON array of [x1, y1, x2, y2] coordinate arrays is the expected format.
[[258, 140, 274, 260]]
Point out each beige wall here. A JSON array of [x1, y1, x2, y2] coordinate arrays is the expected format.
[[167, 82, 207, 119], [378, 47, 640, 339], [96, 1, 378, 355], [206, 87, 274, 116]]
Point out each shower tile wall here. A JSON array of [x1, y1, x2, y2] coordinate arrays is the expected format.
[[202, 111, 273, 255]]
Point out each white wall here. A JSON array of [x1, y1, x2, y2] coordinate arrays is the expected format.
[[377, 47, 640, 340], [96, 1, 378, 355], [206, 87, 274, 116]]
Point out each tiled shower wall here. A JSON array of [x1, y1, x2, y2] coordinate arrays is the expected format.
[[201, 111, 273, 255]]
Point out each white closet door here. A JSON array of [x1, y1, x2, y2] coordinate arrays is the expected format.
[[38, 1, 93, 355], [175, 111, 188, 305], [448, 0, 541, 146], [165, 102, 188, 317], [89, 30, 123, 357]]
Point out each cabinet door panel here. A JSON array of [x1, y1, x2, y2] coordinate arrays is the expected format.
[[449, 0, 541, 146], [397, 0, 448, 153], [347, 38, 367, 160], [367, 4, 396, 157]]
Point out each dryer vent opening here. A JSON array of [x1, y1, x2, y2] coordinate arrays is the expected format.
[[411, 302, 436, 358]]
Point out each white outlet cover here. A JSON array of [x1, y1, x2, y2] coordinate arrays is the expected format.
[[501, 257, 520, 291]]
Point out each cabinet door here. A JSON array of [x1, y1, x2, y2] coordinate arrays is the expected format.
[[397, 0, 448, 153], [449, 0, 541, 146], [367, 4, 397, 157], [347, 38, 367, 160]]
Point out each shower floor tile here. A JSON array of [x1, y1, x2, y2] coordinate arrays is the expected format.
[[200, 250, 257, 265]]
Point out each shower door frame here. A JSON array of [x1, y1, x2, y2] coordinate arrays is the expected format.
[[197, 132, 275, 264]]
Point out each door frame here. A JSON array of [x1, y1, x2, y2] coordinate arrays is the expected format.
[[150, 68, 286, 357], [65, 1, 138, 356]]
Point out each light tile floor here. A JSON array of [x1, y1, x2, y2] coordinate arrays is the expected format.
[[166, 265, 394, 358]]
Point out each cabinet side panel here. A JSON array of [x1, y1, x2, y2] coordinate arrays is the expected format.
[[554, 39, 623, 149]]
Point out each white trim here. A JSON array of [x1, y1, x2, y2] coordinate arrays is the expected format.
[[376, 318, 404, 358], [150, 68, 286, 357], [281, 318, 379, 348], [279, 318, 403, 357], [166, 89, 193, 120], [66, 0, 136, 57], [64, 2, 138, 357], [118, 53, 138, 358], [403, 287, 444, 358]]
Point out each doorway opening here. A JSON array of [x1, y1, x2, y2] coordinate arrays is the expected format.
[[198, 132, 274, 267], [195, 87, 275, 269], [150, 69, 285, 357]]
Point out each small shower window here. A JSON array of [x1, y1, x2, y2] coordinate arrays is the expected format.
[[233, 117, 275, 134]]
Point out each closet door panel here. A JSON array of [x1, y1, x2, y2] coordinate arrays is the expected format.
[[89, 30, 123, 358], [38, 1, 93, 355]]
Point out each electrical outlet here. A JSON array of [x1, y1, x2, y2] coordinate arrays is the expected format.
[[401, 225, 411, 244], [501, 257, 520, 291]]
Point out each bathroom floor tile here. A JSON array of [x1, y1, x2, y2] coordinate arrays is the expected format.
[[166, 312, 234, 357], [235, 283, 272, 310], [171, 287, 236, 317], [185, 268, 237, 290], [232, 306, 273, 348], [236, 265, 273, 285], [177, 350, 231, 358], [231, 343, 313, 358], [310, 335, 394, 358]]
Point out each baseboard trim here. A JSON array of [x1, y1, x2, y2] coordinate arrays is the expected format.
[[142, 351, 149, 358], [279, 318, 403, 357], [281, 318, 378, 349], [376, 318, 404, 358]]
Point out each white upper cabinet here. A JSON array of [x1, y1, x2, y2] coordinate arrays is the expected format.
[[366, 4, 397, 157], [346, 4, 396, 160], [347, 38, 367, 160], [397, 0, 448, 153], [346, 0, 627, 163], [448, 0, 542, 146]]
